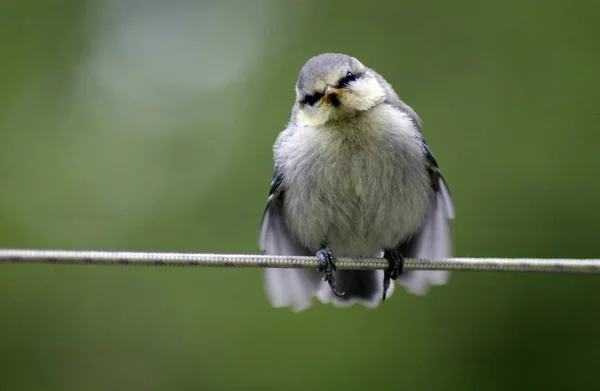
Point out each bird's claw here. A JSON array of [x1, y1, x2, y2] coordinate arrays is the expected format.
[[317, 248, 345, 297], [382, 250, 404, 300]]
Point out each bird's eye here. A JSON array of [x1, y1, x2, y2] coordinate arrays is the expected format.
[[336, 71, 358, 88], [300, 92, 324, 106]]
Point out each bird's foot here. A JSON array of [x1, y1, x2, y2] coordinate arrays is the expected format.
[[317, 248, 344, 297], [382, 250, 404, 300]]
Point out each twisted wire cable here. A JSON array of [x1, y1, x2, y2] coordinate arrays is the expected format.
[[0, 249, 599, 273]]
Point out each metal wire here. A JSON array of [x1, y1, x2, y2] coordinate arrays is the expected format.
[[0, 248, 599, 273]]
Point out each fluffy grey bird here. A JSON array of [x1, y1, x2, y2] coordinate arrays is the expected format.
[[260, 53, 454, 311]]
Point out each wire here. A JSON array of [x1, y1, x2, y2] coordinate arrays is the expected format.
[[0, 248, 599, 273]]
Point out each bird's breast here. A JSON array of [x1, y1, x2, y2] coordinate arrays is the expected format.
[[278, 105, 433, 255]]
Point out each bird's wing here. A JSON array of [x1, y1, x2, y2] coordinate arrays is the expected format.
[[395, 133, 455, 294], [259, 166, 323, 311]]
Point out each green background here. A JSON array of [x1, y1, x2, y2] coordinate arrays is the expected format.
[[1, 1, 599, 390]]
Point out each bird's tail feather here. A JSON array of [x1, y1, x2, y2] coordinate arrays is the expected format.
[[264, 268, 322, 312], [316, 270, 394, 308]]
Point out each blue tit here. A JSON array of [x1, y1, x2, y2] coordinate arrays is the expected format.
[[260, 53, 454, 311]]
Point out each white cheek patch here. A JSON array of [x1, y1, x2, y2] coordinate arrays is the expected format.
[[343, 77, 385, 111], [296, 105, 335, 127], [295, 76, 385, 126]]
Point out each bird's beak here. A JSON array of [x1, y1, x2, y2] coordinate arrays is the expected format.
[[322, 86, 342, 107]]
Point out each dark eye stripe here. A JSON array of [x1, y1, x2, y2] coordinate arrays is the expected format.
[[336, 71, 361, 88], [300, 91, 324, 106], [300, 71, 363, 106]]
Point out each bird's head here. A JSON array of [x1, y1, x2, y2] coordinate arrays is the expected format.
[[292, 53, 387, 127]]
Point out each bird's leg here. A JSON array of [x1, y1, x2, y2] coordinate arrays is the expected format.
[[382, 249, 404, 300], [317, 247, 344, 297]]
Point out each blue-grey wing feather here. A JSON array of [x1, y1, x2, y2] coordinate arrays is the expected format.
[[375, 75, 455, 293], [259, 167, 323, 311], [396, 164, 454, 294]]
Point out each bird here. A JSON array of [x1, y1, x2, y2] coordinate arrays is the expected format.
[[259, 53, 454, 311]]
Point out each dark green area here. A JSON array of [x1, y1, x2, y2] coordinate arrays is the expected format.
[[1, 1, 599, 390]]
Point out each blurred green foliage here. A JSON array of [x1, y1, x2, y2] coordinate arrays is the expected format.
[[1, 1, 599, 390]]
